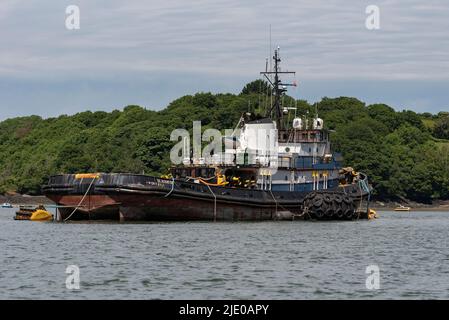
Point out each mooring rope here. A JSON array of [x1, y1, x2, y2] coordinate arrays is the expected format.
[[359, 173, 371, 215], [63, 177, 97, 222], [355, 173, 371, 220], [269, 189, 278, 216], [164, 178, 175, 198], [204, 183, 217, 222]]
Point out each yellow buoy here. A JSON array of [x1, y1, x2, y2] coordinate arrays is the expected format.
[[75, 173, 100, 179], [30, 210, 53, 221], [368, 209, 378, 220]]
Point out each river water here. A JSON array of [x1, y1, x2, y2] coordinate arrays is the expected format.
[[0, 208, 448, 299]]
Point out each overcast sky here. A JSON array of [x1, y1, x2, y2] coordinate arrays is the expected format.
[[0, 0, 448, 120]]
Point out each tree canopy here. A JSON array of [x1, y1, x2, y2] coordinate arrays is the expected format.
[[0, 80, 447, 203]]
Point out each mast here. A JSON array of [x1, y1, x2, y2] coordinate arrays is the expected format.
[[260, 47, 296, 129]]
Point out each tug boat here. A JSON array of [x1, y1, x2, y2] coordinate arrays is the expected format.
[[43, 48, 373, 222]]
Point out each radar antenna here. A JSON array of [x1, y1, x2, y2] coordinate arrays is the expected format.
[[260, 47, 297, 129]]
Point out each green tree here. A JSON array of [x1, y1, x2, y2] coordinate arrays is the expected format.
[[0, 84, 447, 203], [240, 80, 271, 95], [433, 116, 449, 139], [136, 127, 173, 175]]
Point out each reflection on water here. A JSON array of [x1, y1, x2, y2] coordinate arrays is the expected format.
[[0, 208, 448, 299]]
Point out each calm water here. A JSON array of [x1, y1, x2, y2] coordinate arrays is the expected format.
[[0, 208, 448, 299]]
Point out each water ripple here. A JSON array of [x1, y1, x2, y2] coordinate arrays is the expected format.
[[0, 209, 448, 299]]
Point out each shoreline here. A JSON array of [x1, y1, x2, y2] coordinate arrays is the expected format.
[[0, 194, 55, 206], [370, 200, 449, 212], [1, 194, 448, 212], [372, 207, 449, 212]]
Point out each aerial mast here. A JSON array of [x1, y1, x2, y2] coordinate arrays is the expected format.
[[260, 47, 296, 129]]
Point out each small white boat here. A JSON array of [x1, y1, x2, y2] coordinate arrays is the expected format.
[[394, 205, 411, 212], [1, 203, 13, 208]]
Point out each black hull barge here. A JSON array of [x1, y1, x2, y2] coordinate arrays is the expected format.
[[43, 173, 372, 222]]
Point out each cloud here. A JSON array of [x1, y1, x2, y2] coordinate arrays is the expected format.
[[0, 0, 448, 118]]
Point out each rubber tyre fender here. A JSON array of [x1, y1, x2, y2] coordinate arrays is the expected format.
[[324, 206, 334, 218], [343, 195, 352, 205], [313, 195, 324, 207], [323, 193, 333, 204], [346, 205, 356, 219], [335, 207, 344, 219], [313, 207, 325, 219], [305, 192, 316, 200], [334, 194, 343, 204]]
